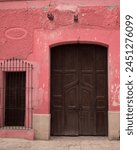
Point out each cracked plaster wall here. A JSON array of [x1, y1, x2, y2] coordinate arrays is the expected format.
[[0, 0, 120, 113]]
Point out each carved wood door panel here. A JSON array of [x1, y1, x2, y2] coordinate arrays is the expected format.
[[51, 44, 108, 136]]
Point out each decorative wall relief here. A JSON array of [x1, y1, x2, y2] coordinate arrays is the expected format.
[[0, 27, 32, 59], [5, 28, 27, 40]]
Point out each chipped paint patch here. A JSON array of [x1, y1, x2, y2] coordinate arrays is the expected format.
[[43, 6, 49, 12], [107, 4, 118, 11], [56, 4, 78, 12], [111, 83, 120, 106], [112, 100, 120, 106]]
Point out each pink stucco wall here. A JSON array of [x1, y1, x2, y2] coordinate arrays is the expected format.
[[0, 0, 120, 118]]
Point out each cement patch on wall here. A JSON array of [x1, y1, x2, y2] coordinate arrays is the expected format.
[[33, 114, 51, 140], [108, 111, 120, 140]]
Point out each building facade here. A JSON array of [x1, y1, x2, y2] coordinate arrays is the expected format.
[[0, 0, 120, 140]]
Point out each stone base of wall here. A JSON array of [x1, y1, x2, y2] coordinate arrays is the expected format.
[[0, 112, 119, 140], [108, 111, 120, 140], [33, 114, 51, 140]]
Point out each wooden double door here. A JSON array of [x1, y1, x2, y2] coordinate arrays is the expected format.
[[51, 44, 108, 136]]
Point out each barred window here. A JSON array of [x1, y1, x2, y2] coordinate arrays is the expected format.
[[0, 58, 33, 129]]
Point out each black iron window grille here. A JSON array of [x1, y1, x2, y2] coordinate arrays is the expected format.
[[0, 58, 33, 129]]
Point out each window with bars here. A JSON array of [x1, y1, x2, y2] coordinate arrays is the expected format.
[[0, 58, 33, 129]]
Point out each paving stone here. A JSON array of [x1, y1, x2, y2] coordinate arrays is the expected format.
[[69, 145, 81, 150], [0, 137, 120, 150]]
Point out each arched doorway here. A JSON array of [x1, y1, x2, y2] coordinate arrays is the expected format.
[[50, 44, 108, 136]]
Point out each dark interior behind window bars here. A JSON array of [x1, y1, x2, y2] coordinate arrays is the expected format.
[[0, 58, 33, 130]]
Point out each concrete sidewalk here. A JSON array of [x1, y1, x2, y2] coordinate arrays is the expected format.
[[0, 137, 120, 150]]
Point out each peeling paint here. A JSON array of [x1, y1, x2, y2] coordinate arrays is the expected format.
[[43, 6, 49, 12], [107, 4, 118, 11], [0, 1, 120, 115], [110, 82, 120, 108], [56, 4, 78, 12], [112, 100, 120, 106]]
